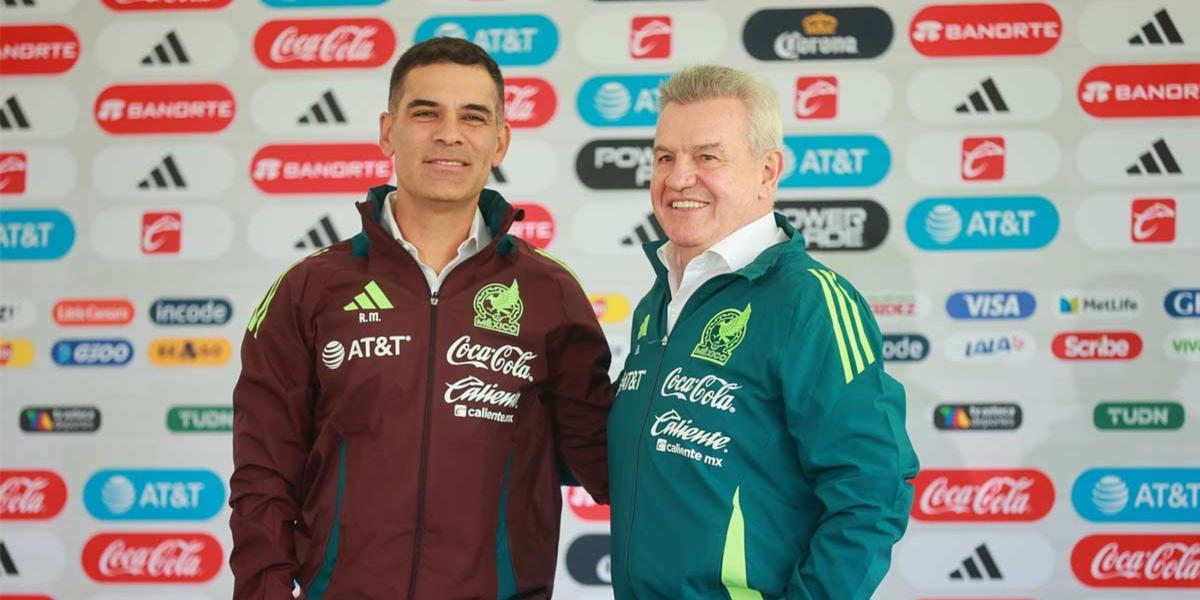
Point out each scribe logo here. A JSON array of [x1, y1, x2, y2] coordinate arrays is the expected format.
[[912, 468, 1054, 522], [565, 486, 610, 521], [0, 152, 27, 194], [82, 532, 223, 583], [1094, 401, 1184, 430], [141, 211, 181, 255], [255, 18, 395, 70], [1079, 64, 1200, 118], [20, 406, 101, 433], [1131, 198, 1176, 243], [774, 199, 889, 251], [251, 143, 392, 194], [629, 16, 671, 59], [0, 470, 68, 520], [961, 136, 1005, 181], [794, 76, 838, 119], [94, 83, 234, 135], [504, 77, 555, 128], [52, 299, 134, 326], [743, 7, 894, 61], [1052, 331, 1142, 361], [910, 3, 1062, 57], [1071, 534, 1200, 588], [102, 0, 232, 9], [0, 24, 80, 76], [934, 403, 1022, 431], [509, 203, 555, 249]]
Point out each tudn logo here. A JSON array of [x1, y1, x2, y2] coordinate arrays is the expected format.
[[629, 16, 671, 59], [794, 76, 838, 119], [1131, 198, 1176, 243], [322, 340, 345, 370], [961, 136, 1005, 181]]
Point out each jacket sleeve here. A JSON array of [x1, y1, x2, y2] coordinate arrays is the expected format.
[[542, 271, 614, 504], [229, 268, 316, 599], [780, 274, 919, 600]]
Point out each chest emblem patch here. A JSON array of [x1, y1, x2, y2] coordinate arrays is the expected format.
[[691, 303, 751, 366], [473, 279, 524, 336]]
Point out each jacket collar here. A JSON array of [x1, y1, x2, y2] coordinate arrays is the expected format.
[[641, 211, 806, 285], [351, 185, 521, 258]]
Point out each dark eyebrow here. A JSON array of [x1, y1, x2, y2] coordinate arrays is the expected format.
[[461, 103, 494, 118], [405, 98, 439, 111], [405, 98, 494, 119]]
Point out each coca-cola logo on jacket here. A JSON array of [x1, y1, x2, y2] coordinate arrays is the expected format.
[[1052, 331, 1143, 360], [94, 84, 235, 135], [912, 468, 1054, 522], [255, 18, 396, 70], [910, 3, 1061, 57], [82, 532, 222, 583], [0, 470, 68, 520], [504, 77, 556, 128], [1072, 534, 1200, 588], [251, 143, 393, 195], [0, 25, 81, 76], [1078, 64, 1200, 119]]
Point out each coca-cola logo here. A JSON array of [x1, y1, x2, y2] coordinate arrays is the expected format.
[[510, 203, 555, 249], [251, 143, 392, 195], [445, 334, 536, 382], [912, 468, 1054, 522], [1072, 534, 1200, 588], [82, 532, 222, 582], [910, 3, 1062, 57], [255, 19, 396, 70], [659, 367, 740, 414], [0, 25, 81, 76], [1079, 64, 1200, 118], [1052, 331, 1143, 360], [0, 470, 68, 520], [565, 486, 610, 522], [102, 0, 233, 10], [503, 77, 556, 128], [94, 83, 235, 135]]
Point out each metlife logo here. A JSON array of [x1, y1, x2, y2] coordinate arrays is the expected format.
[[906, 196, 1059, 251], [774, 199, 889, 251], [83, 468, 225, 520], [1058, 290, 1141, 318], [577, 74, 668, 127], [415, 14, 558, 66], [780, 135, 891, 188], [576, 138, 652, 190], [1073, 468, 1200, 523]]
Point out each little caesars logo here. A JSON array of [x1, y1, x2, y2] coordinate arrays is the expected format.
[[444, 334, 538, 424], [474, 279, 523, 336], [691, 303, 751, 366]]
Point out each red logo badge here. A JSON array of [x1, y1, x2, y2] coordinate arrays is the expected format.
[[0, 25, 81, 76], [961, 136, 1006, 181], [52, 299, 135, 326], [794, 76, 838, 120], [82, 532, 223, 583], [1131, 198, 1176, 243], [142, 211, 182, 255], [102, 0, 232, 10], [629, 16, 672, 59], [255, 19, 396, 70], [251, 143, 393, 195], [0, 152, 27, 194], [910, 3, 1062, 56], [1072, 534, 1200, 588], [510, 203, 556, 249], [95, 83, 235, 135], [1052, 331, 1143, 360], [911, 468, 1054, 522], [565, 486, 610, 522], [1079, 64, 1200, 118], [504, 78, 556, 129], [0, 470, 68, 520]]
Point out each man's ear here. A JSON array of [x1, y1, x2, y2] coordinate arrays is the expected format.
[[759, 148, 784, 200], [493, 120, 512, 167], [378, 111, 395, 158]]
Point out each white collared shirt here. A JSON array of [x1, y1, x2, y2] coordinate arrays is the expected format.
[[379, 191, 492, 293], [656, 212, 789, 335]]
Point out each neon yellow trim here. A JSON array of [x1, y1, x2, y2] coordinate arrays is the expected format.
[[364, 280, 393, 309], [808, 269, 852, 383], [532, 248, 581, 284], [839, 282, 876, 365], [248, 273, 285, 338], [721, 487, 764, 600], [819, 269, 865, 376]]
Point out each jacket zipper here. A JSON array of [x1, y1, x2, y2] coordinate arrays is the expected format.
[[407, 290, 439, 600]]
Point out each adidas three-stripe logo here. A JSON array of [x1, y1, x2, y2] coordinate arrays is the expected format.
[[298, 90, 347, 125], [808, 268, 876, 384], [295, 215, 341, 250], [141, 31, 190, 65], [138, 154, 186, 189], [343, 280, 393, 311], [949, 544, 1003, 581], [1129, 9, 1183, 46], [955, 78, 1008, 114], [0, 96, 30, 130], [1127, 138, 1182, 175], [1, 0, 35, 6], [621, 213, 665, 246]]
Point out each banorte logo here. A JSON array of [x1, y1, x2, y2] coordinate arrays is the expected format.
[[83, 532, 223, 583], [1072, 534, 1200, 588], [504, 77, 556, 129], [1052, 331, 1143, 360], [565, 486, 610, 521], [0, 470, 68, 520], [251, 143, 393, 194], [912, 468, 1054, 522], [102, 0, 233, 10], [94, 84, 235, 135], [510, 203, 555, 249], [255, 18, 396, 70], [0, 25, 81, 76], [1079, 64, 1200, 118], [910, 3, 1061, 57]]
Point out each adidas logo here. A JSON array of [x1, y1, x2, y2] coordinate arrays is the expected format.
[[0, 96, 30, 130], [141, 31, 190, 66], [343, 280, 393, 312], [295, 215, 342, 250], [298, 90, 347, 125], [948, 543, 1003, 581], [138, 154, 187, 190], [1129, 9, 1183, 46], [490, 166, 507, 184], [621, 213, 665, 246], [1, 0, 35, 6], [0, 541, 17, 575], [955, 78, 1009, 114], [1127, 138, 1182, 175]]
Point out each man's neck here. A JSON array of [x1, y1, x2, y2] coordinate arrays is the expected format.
[[392, 194, 476, 274]]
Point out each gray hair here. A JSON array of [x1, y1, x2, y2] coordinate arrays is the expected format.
[[658, 65, 783, 158]]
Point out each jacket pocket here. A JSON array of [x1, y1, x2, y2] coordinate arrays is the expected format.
[[304, 437, 348, 600]]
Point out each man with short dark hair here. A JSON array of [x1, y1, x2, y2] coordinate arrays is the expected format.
[[229, 37, 612, 600]]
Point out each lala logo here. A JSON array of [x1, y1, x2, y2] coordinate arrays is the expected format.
[[141, 211, 181, 255], [961, 136, 1005, 181], [1131, 198, 1176, 243], [691, 304, 751, 366], [795, 76, 838, 119], [629, 16, 672, 59], [473, 279, 524, 336]]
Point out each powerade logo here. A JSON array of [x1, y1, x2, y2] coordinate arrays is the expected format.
[[262, 0, 386, 5], [1166, 289, 1200, 318], [0, 209, 75, 261], [780, 135, 890, 188], [946, 290, 1036, 320], [882, 333, 929, 362], [414, 15, 558, 66], [576, 138, 653, 190], [150, 298, 232, 326], [907, 196, 1058, 250], [1073, 468, 1200, 523], [577, 74, 668, 127], [51, 339, 132, 367], [84, 468, 225, 521], [774, 199, 889, 251]]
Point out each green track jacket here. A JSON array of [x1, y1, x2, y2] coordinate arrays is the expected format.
[[608, 213, 918, 600]]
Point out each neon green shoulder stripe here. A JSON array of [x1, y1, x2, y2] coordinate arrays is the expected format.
[[532, 247, 581, 285], [247, 248, 328, 339]]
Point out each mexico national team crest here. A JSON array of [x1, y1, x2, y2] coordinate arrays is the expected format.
[[691, 303, 751, 366], [473, 279, 524, 336]]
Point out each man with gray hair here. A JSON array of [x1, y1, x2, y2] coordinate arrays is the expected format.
[[607, 64, 918, 599]]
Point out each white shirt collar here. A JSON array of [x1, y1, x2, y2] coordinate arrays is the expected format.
[[380, 190, 492, 257], [656, 211, 784, 279]]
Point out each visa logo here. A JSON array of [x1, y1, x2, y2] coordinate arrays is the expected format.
[[0, 209, 76, 261], [415, 14, 559, 66], [1165, 289, 1200, 318], [947, 291, 1036, 319], [1072, 468, 1200, 523], [577, 74, 669, 127], [780, 135, 891, 188], [84, 468, 226, 521], [907, 196, 1059, 251], [51, 339, 133, 367]]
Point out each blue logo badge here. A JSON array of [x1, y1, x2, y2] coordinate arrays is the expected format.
[[1073, 468, 1200, 522], [51, 339, 133, 367], [414, 15, 558, 66], [577, 74, 669, 127], [906, 196, 1058, 251], [780, 135, 891, 188], [84, 469, 226, 521], [946, 291, 1036, 320], [0, 209, 75, 261], [1165, 289, 1200, 318]]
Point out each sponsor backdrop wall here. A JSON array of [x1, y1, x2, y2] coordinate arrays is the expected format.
[[0, 0, 1197, 598]]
